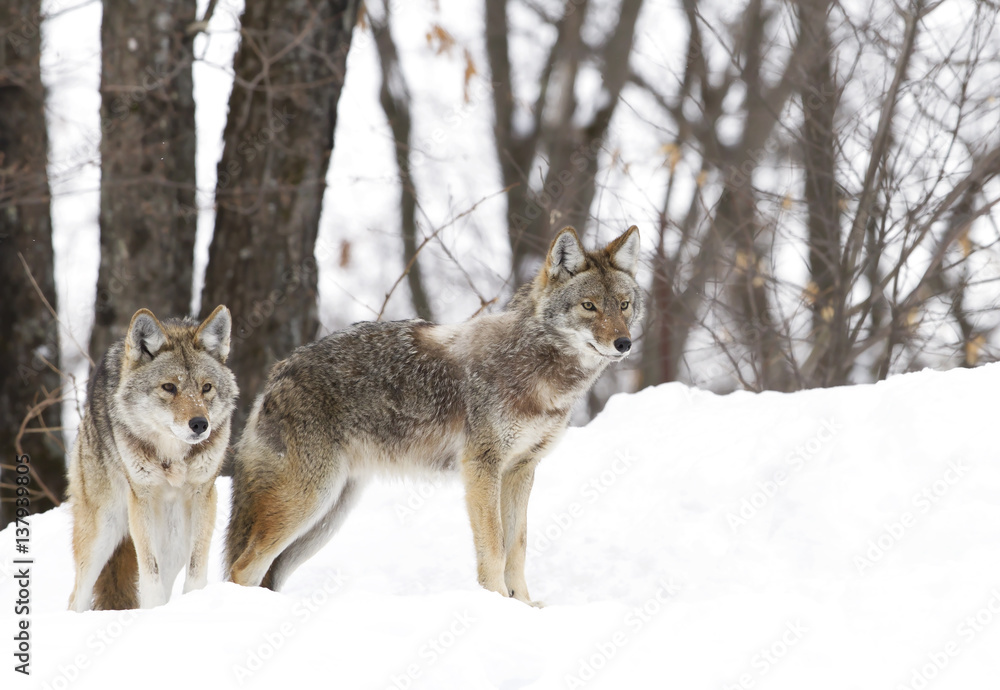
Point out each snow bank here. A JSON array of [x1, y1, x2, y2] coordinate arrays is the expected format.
[[4, 365, 1000, 689]]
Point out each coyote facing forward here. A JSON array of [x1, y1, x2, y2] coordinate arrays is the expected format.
[[226, 226, 642, 604], [68, 306, 237, 611]]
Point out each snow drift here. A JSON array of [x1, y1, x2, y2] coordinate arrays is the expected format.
[[4, 364, 1000, 689]]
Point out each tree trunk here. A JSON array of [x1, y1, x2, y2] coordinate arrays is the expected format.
[[485, 0, 536, 284], [486, 0, 643, 285], [798, 0, 844, 386], [89, 0, 199, 360], [0, 0, 65, 525], [642, 217, 679, 386], [200, 0, 360, 433], [519, 0, 642, 263], [373, 9, 433, 320]]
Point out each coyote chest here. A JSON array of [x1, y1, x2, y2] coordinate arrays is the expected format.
[[117, 429, 222, 488]]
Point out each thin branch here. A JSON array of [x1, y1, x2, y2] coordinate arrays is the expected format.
[[18, 252, 93, 367], [377, 185, 514, 320], [841, 1, 922, 276]]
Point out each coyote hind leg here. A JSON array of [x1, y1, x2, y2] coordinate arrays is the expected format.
[[261, 478, 363, 592], [229, 472, 348, 588]]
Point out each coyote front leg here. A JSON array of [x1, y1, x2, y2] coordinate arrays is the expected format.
[[462, 450, 507, 596], [127, 491, 166, 609], [68, 504, 123, 612], [184, 483, 217, 594], [501, 459, 540, 605]]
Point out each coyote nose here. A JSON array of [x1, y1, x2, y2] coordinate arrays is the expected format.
[[613, 337, 631, 353], [189, 417, 209, 435]]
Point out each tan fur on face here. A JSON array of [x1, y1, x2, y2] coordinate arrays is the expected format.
[[586, 300, 632, 348]]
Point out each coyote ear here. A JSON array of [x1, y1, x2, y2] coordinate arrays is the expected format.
[[545, 227, 588, 283], [196, 305, 232, 362], [126, 309, 169, 364], [605, 225, 640, 277]]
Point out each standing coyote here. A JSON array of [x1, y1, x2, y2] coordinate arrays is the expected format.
[[68, 306, 237, 611], [226, 226, 642, 604]]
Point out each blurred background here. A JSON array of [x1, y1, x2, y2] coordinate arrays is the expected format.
[[3, 0, 1000, 526]]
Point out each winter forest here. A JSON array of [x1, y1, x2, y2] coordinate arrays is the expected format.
[[4, 1, 1000, 687], [5, 0, 999, 526]]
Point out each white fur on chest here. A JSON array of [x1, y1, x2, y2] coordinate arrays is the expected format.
[[146, 485, 197, 574]]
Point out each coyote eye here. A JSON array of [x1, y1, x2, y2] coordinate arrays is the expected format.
[[161, 383, 177, 394], [582, 301, 597, 311], [202, 383, 212, 394], [621, 300, 630, 311]]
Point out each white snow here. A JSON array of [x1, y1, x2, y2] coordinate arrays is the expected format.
[[4, 364, 1000, 689]]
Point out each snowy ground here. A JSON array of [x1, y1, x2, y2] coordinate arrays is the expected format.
[[4, 364, 1000, 688]]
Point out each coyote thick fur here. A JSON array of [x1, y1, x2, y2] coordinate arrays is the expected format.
[[226, 226, 642, 604], [68, 306, 237, 610]]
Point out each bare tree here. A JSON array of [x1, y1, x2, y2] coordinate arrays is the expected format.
[[797, 0, 843, 386], [372, 3, 433, 320], [486, 0, 645, 285], [633, 0, 806, 390], [88, 0, 199, 359], [200, 0, 360, 432], [0, 0, 65, 525], [634, 0, 1000, 392]]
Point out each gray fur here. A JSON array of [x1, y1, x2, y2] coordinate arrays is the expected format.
[[226, 226, 643, 604], [67, 306, 238, 611]]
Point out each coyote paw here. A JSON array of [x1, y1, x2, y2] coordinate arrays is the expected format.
[[183, 574, 208, 594], [509, 589, 545, 608], [479, 574, 510, 598]]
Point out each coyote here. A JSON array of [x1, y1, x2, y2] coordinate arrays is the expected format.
[[226, 226, 642, 604], [67, 306, 237, 610]]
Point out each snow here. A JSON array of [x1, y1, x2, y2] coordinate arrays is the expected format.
[[4, 364, 1000, 689]]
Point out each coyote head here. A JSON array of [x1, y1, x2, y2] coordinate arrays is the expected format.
[[116, 305, 238, 446], [533, 225, 643, 362]]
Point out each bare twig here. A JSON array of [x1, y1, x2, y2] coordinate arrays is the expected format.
[[18, 251, 94, 367], [7, 388, 66, 507], [187, 0, 220, 35], [377, 185, 514, 320], [841, 1, 922, 277]]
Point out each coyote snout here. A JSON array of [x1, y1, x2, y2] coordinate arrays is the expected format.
[[583, 318, 632, 360], [171, 416, 211, 444]]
